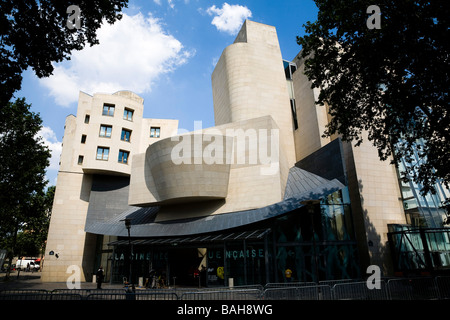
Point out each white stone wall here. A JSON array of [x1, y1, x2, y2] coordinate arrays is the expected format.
[[291, 54, 331, 161], [211, 20, 296, 173], [42, 90, 179, 282], [291, 52, 407, 274], [129, 115, 287, 218], [343, 135, 406, 274]]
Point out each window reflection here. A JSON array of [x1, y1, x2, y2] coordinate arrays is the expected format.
[[274, 187, 360, 282]]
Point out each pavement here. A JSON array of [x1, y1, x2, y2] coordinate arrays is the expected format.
[[0, 272, 129, 291]]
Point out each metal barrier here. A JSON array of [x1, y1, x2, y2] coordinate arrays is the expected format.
[[264, 282, 316, 288], [333, 281, 390, 300], [0, 291, 82, 300], [134, 292, 179, 300], [200, 284, 265, 291], [181, 289, 262, 300], [0, 293, 51, 300], [300, 285, 333, 300], [49, 293, 83, 300], [86, 293, 132, 300], [0, 289, 51, 300], [387, 278, 440, 300], [86, 291, 179, 300], [0, 289, 49, 295], [2, 276, 450, 300], [52, 288, 126, 298], [436, 276, 450, 299], [263, 285, 332, 300], [263, 287, 299, 300], [319, 279, 359, 287]]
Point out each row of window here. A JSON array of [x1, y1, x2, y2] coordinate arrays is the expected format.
[[84, 104, 134, 124], [102, 104, 134, 120], [77, 147, 130, 165], [80, 125, 160, 145]]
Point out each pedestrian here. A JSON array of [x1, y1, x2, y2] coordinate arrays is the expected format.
[[96, 266, 104, 289], [200, 265, 207, 287], [285, 268, 293, 282]]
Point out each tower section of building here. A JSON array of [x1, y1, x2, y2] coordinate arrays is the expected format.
[[42, 91, 178, 282], [290, 53, 407, 274], [211, 20, 297, 197]]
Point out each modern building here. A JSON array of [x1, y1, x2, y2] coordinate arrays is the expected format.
[[42, 20, 449, 285]]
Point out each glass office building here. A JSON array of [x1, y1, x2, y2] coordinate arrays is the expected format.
[[396, 139, 450, 228]]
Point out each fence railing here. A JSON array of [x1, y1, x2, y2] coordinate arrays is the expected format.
[[263, 285, 333, 300], [1, 276, 449, 300], [180, 289, 262, 300]]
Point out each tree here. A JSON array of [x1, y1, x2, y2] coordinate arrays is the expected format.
[[0, 0, 128, 106], [0, 98, 51, 276], [297, 0, 449, 197], [13, 186, 55, 259]]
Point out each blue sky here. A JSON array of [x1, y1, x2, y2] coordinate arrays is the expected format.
[[15, 0, 318, 186]]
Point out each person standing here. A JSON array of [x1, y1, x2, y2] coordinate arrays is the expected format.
[[285, 268, 293, 282], [96, 266, 104, 289]]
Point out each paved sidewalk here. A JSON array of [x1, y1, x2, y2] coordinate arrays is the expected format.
[[0, 272, 125, 291]]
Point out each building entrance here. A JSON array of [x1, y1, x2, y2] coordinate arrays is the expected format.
[[108, 229, 273, 286], [168, 248, 204, 286], [106, 197, 361, 286]]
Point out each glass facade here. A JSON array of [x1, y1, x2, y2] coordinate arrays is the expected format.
[[273, 188, 359, 283], [106, 188, 360, 286], [388, 225, 450, 274], [396, 139, 450, 228]]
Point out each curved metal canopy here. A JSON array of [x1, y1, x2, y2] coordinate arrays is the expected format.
[[84, 167, 345, 238]]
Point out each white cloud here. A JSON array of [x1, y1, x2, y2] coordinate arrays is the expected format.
[[206, 3, 252, 35], [153, 0, 174, 8], [37, 126, 62, 171], [40, 13, 194, 107]]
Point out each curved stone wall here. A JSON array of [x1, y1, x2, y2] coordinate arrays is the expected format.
[[139, 132, 233, 205]]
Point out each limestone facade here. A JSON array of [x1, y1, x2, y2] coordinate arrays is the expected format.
[[291, 53, 407, 274], [42, 91, 178, 282], [43, 20, 409, 282]]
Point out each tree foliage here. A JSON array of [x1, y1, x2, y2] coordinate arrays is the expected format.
[[0, 98, 51, 261], [13, 186, 55, 258], [0, 0, 128, 105], [297, 0, 449, 197]]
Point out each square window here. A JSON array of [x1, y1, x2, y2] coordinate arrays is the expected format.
[[102, 104, 115, 116], [123, 108, 134, 121], [96, 147, 109, 160], [150, 127, 160, 138], [121, 129, 132, 142], [99, 125, 112, 138], [81, 134, 87, 143], [118, 150, 129, 164]]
